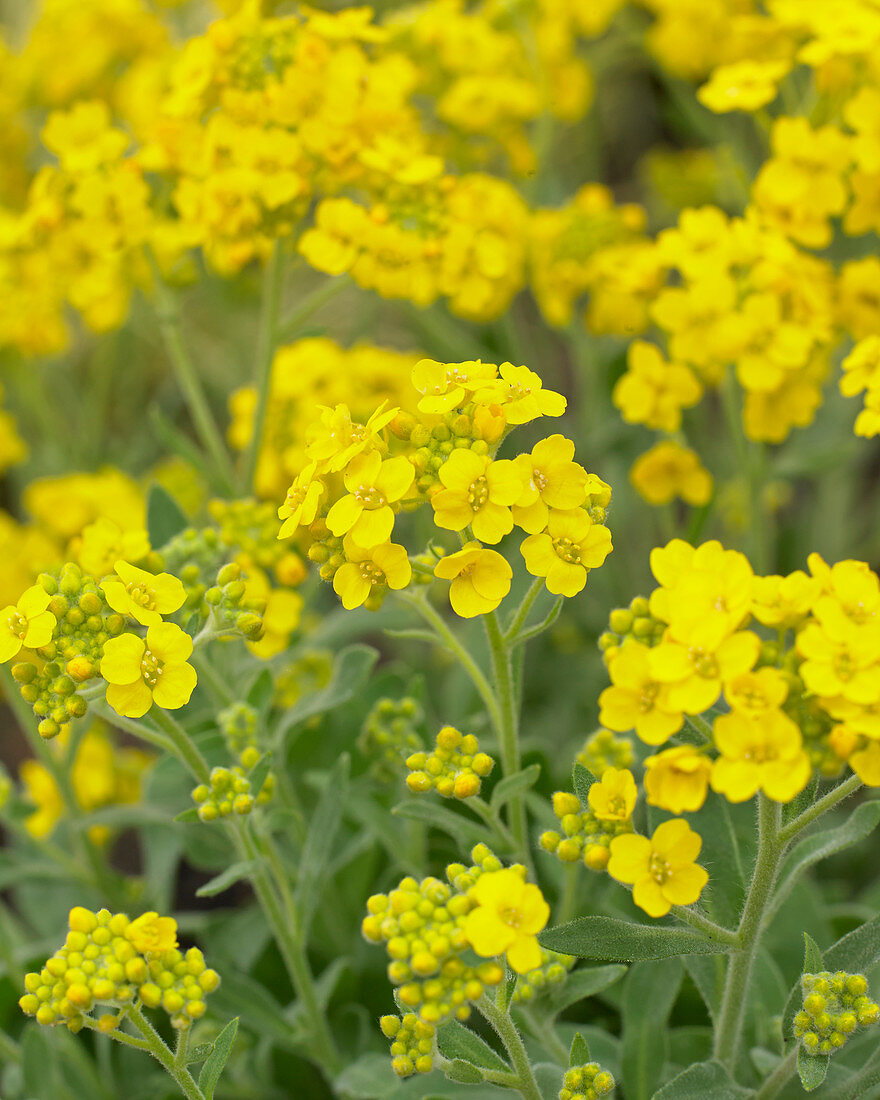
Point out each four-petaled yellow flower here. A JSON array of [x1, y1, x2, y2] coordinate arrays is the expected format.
[[101, 561, 187, 626], [101, 622, 198, 718], [411, 359, 497, 413], [608, 819, 708, 919], [492, 364, 566, 425], [644, 746, 712, 814], [278, 462, 325, 539], [598, 642, 684, 745], [327, 452, 414, 547], [0, 585, 56, 663], [512, 435, 588, 534], [521, 509, 612, 596], [306, 402, 398, 473], [332, 539, 412, 609], [463, 868, 549, 974], [710, 710, 811, 803], [588, 767, 637, 823], [433, 542, 512, 618], [431, 450, 522, 544], [124, 912, 178, 955]]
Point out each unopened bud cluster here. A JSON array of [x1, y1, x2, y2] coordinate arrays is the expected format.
[[795, 971, 879, 1055], [577, 729, 633, 778], [540, 791, 632, 871], [406, 725, 493, 799], [209, 498, 302, 580], [408, 410, 497, 495], [599, 597, 664, 662], [362, 845, 507, 1025], [512, 948, 575, 1003], [559, 1062, 615, 1100], [157, 527, 225, 611], [19, 907, 219, 1032], [204, 561, 264, 639], [358, 696, 423, 782], [191, 764, 274, 821], [379, 1012, 435, 1077]]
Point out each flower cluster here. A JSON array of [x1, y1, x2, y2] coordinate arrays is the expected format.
[[511, 949, 576, 1005], [576, 728, 634, 779], [358, 696, 424, 783], [558, 1061, 616, 1100], [191, 763, 273, 822], [19, 907, 219, 1032], [540, 769, 637, 871], [794, 971, 879, 1056], [379, 1012, 435, 1079], [278, 359, 612, 616], [405, 725, 494, 799]]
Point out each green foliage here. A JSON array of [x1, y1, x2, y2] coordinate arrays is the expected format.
[[540, 917, 730, 962]]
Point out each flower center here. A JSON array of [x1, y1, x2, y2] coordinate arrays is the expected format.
[[126, 583, 157, 611], [286, 487, 305, 509], [639, 683, 659, 712], [689, 647, 718, 678], [532, 467, 548, 492], [353, 484, 386, 508], [507, 382, 531, 400], [499, 906, 523, 929], [468, 476, 489, 510], [834, 653, 853, 681], [552, 536, 581, 564], [649, 853, 670, 884], [8, 611, 27, 639], [359, 562, 386, 586], [141, 649, 164, 687]]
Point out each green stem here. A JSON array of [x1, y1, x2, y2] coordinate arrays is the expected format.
[[484, 611, 530, 867], [755, 1046, 798, 1100], [478, 993, 543, 1100], [192, 653, 236, 706], [275, 274, 350, 343], [519, 1005, 570, 1067], [174, 1026, 190, 1072], [777, 775, 863, 846], [242, 241, 285, 492], [148, 708, 211, 785], [126, 1003, 205, 1100], [145, 251, 236, 495], [720, 370, 770, 572], [713, 795, 781, 1067], [469, 796, 516, 849], [0, 1027, 21, 1065], [671, 905, 740, 946], [503, 578, 545, 644]]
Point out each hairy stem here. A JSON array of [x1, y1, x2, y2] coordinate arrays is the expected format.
[[778, 774, 863, 845], [126, 1003, 205, 1100], [478, 993, 543, 1100]]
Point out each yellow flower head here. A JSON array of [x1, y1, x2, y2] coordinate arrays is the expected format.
[[608, 819, 708, 919], [724, 667, 789, 715], [711, 710, 811, 803], [42, 101, 129, 174], [278, 462, 325, 539], [587, 767, 637, 823], [77, 518, 150, 578], [124, 912, 178, 956], [306, 402, 398, 474], [650, 629, 761, 715], [411, 359, 498, 414], [431, 450, 522, 544], [697, 59, 791, 114], [488, 364, 566, 426], [433, 542, 512, 618], [101, 623, 198, 719], [751, 571, 821, 629], [630, 441, 713, 507], [521, 508, 612, 596], [327, 451, 414, 548], [463, 868, 549, 974], [0, 585, 56, 663], [101, 561, 186, 627], [332, 538, 412, 610], [644, 746, 712, 814], [598, 641, 684, 745], [512, 435, 588, 534], [612, 340, 702, 433]]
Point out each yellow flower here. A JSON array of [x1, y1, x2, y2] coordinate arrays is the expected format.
[[588, 767, 637, 823], [247, 588, 303, 659], [724, 668, 789, 716], [433, 542, 512, 618], [644, 746, 712, 814], [796, 616, 880, 706], [327, 452, 414, 547], [512, 435, 588, 534], [76, 517, 150, 578], [488, 364, 566, 425], [0, 585, 56, 663], [751, 571, 821, 629], [101, 623, 197, 719], [607, 819, 708, 919], [411, 359, 498, 414], [630, 442, 713, 507], [463, 868, 549, 974], [697, 60, 791, 114], [598, 641, 684, 745], [520, 508, 612, 596], [101, 561, 186, 627], [332, 539, 412, 610], [711, 710, 811, 803], [650, 629, 761, 715], [431, 450, 522, 544], [849, 740, 880, 786], [278, 463, 325, 539], [124, 912, 178, 955], [306, 402, 398, 473], [41, 101, 128, 174], [612, 341, 702, 432]]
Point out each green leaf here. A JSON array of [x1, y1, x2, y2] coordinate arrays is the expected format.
[[690, 795, 744, 928], [783, 773, 820, 826], [186, 1042, 214, 1064], [490, 764, 541, 811], [803, 933, 824, 975], [683, 955, 724, 1022], [173, 807, 201, 824], [510, 595, 563, 646], [195, 861, 257, 898], [621, 957, 683, 1100], [570, 1032, 590, 1066], [147, 483, 188, 550], [209, 972, 299, 1047], [797, 1047, 829, 1092], [334, 1054, 403, 1099], [825, 910, 880, 973], [572, 762, 598, 806], [197, 1018, 238, 1100], [545, 965, 628, 1016], [653, 1059, 750, 1098], [391, 799, 488, 848], [436, 1022, 508, 1073], [540, 916, 729, 962], [443, 1059, 485, 1084], [247, 751, 273, 798], [246, 668, 275, 714], [275, 645, 378, 744], [296, 754, 350, 931]]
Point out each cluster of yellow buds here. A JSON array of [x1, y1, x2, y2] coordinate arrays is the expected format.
[[795, 971, 879, 1055], [405, 725, 494, 799], [19, 908, 219, 1032], [511, 948, 575, 1004], [203, 562, 264, 640], [540, 769, 637, 871], [577, 729, 634, 779], [559, 1062, 615, 1100], [362, 847, 506, 1025], [358, 696, 424, 782], [598, 597, 665, 661], [208, 498, 303, 582], [405, 406, 500, 495], [191, 765, 273, 822], [219, 701, 259, 764], [379, 1012, 435, 1078], [158, 527, 226, 611]]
